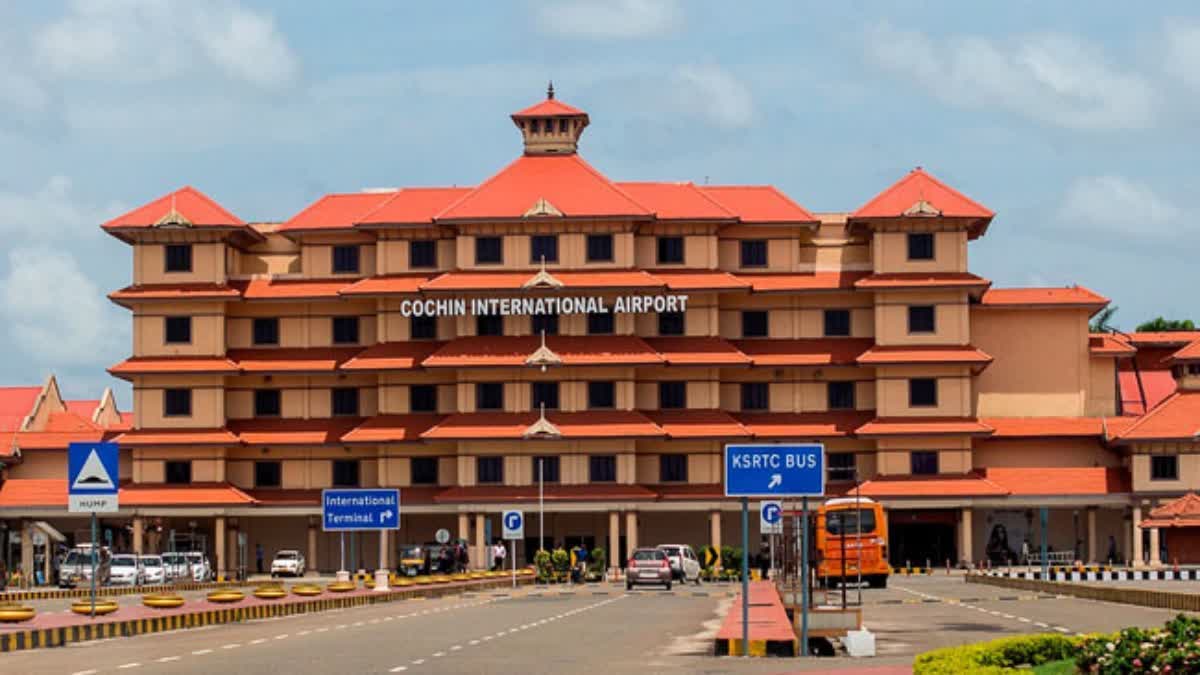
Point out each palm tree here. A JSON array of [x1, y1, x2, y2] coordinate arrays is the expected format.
[[1089, 306, 1119, 333], [1136, 317, 1196, 332]]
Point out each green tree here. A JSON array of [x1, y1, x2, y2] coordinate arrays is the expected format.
[[1136, 316, 1196, 332], [1089, 305, 1118, 333]]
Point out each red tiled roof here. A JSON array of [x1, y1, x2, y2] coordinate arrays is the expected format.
[[1118, 368, 1177, 416], [512, 97, 587, 117], [642, 337, 751, 366], [341, 342, 445, 371], [423, 336, 661, 368], [614, 182, 735, 220], [1169, 339, 1200, 363], [109, 284, 240, 305], [980, 287, 1109, 313], [63, 400, 99, 420], [857, 345, 992, 366], [234, 278, 350, 300], [229, 348, 363, 373], [357, 187, 472, 225], [434, 484, 656, 504], [109, 356, 239, 378], [437, 154, 649, 221], [102, 186, 245, 229], [422, 411, 663, 440], [1123, 332, 1200, 346], [1142, 493, 1200, 528], [733, 339, 872, 367], [228, 418, 363, 445], [698, 185, 819, 224], [1090, 333, 1137, 357], [643, 410, 750, 439], [120, 482, 255, 506], [420, 270, 661, 291], [983, 417, 1112, 438], [43, 411, 97, 433], [341, 415, 446, 444], [647, 270, 750, 291], [0, 386, 41, 431], [277, 192, 394, 232], [340, 274, 430, 296], [855, 272, 991, 290], [0, 478, 69, 506], [114, 428, 239, 446], [13, 430, 106, 450], [855, 417, 994, 437], [733, 411, 874, 438], [655, 484, 725, 500], [739, 271, 868, 293], [983, 467, 1129, 496], [1115, 392, 1200, 442], [850, 168, 993, 221], [857, 472, 1007, 497]]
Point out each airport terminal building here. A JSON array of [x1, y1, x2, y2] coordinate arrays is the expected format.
[[3, 89, 1200, 578]]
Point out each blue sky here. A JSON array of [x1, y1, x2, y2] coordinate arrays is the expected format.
[[1, 1, 1197, 405]]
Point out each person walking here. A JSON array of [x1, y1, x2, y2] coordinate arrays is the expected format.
[[577, 543, 589, 581], [255, 543, 264, 575], [494, 540, 507, 571]]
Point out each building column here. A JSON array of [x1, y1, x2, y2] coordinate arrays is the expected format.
[[20, 521, 33, 587], [42, 534, 52, 585], [458, 513, 470, 544], [710, 510, 722, 568], [1150, 526, 1162, 567], [958, 508, 973, 566], [625, 511, 638, 555], [474, 513, 486, 571], [1086, 508, 1098, 564], [307, 518, 318, 576], [1132, 505, 1144, 568], [378, 529, 389, 571], [608, 511, 620, 576], [214, 516, 227, 581], [132, 516, 145, 555], [227, 520, 239, 579]]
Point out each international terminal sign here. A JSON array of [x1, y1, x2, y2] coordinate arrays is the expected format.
[[397, 294, 690, 318]]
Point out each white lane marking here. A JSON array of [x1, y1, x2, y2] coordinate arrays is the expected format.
[[433, 651, 445, 657], [390, 668, 408, 673], [353, 621, 365, 627], [383, 616, 394, 621], [1018, 617, 1031, 623], [1002, 614, 1015, 619], [156, 657, 181, 663], [334, 625, 347, 630], [299, 630, 313, 636], [250, 638, 267, 645], [1053, 626, 1071, 633], [1034, 621, 1049, 628], [316, 627, 329, 633], [988, 610, 1001, 616], [450, 645, 462, 651], [221, 643, 241, 650], [368, 618, 380, 625], [469, 639, 480, 645], [192, 649, 213, 655], [275, 634, 289, 640], [71, 671, 98, 675], [482, 635, 494, 641], [117, 664, 141, 670], [412, 659, 425, 665]]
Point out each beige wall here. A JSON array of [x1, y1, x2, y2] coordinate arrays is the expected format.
[[1130, 443, 1200, 492], [872, 230, 967, 274], [972, 307, 1091, 417], [455, 231, 635, 269], [972, 438, 1120, 468], [301, 242, 377, 278], [134, 242, 226, 285], [877, 448, 972, 475], [133, 375, 225, 428], [133, 311, 225, 357], [875, 365, 972, 417], [873, 290, 970, 346], [634, 234, 717, 269]]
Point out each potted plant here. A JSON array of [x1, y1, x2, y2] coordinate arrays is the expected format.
[[585, 547, 606, 582], [533, 550, 553, 584], [551, 549, 570, 583]]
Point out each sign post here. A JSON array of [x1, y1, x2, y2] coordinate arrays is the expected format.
[[502, 510, 524, 589], [68, 442, 119, 618], [322, 489, 401, 590], [761, 501, 782, 579], [801, 496, 809, 653], [724, 443, 825, 658]]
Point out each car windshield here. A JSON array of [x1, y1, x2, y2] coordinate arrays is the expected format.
[[112, 555, 137, 566], [64, 551, 99, 565], [162, 554, 184, 564], [659, 546, 681, 555], [141, 557, 162, 567], [276, 552, 298, 559], [826, 509, 878, 535], [633, 550, 665, 561], [186, 553, 202, 561]]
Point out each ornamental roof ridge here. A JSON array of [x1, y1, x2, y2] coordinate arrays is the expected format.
[[523, 404, 562, 439]]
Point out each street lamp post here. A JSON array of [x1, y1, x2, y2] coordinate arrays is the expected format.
[[538, 458, 544, 552]]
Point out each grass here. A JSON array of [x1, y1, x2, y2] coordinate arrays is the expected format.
[[1031, 658, 1077, 674]]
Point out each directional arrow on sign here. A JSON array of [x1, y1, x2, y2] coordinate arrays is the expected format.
[[767, 474, 782, 489], [381, 510, 394, 521]]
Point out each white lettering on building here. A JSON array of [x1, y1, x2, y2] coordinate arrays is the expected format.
[[396, 294, 689, 318]]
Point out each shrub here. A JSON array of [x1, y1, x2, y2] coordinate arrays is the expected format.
[[551, 549, 570, 574], [533, 550, 553, 583], [1076, 614, 1200, 674], [588, 547, 606, 575], [915, 634, 1082, 675]]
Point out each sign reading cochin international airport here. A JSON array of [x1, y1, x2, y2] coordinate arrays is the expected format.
[[396, 294, 690, 318]]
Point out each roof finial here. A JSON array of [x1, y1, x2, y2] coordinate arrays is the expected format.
[[547, 81, 555, 100]]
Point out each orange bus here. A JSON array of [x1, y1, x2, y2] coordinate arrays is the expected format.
[[815, 496, 890, 588]]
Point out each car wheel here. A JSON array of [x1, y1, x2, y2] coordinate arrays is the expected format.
[[665, 581, 672, 591]]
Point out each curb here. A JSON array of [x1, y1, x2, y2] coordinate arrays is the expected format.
[[967, 573, 1200, 611], [0, 580, 241, 602], [714, 637, 799, 657]]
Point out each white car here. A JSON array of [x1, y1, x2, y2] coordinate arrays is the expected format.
[[140, 555, 166, 584], [161, 552, 192, 582], [657, 544, 702, 585], [186, 552, 212, 582], [109, 554, 145, 586], [271, 550, 306, 577]]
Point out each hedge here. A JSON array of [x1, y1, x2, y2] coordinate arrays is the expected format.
[[914, 634, 1084, 674]]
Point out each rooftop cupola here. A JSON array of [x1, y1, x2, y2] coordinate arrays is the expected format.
[[510, 82, 589, 155]]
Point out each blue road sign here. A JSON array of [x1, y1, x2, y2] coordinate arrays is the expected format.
[[68, 441, 119, 513], [502, 510, 524, 540], [322, 489, 400, 531], [762, 502, 782, 524], [724, 443, 825, 497]]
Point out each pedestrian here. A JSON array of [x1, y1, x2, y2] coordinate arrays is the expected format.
[[1020, 539, 1030, 565], [1107, 535, 1118, 564], [457, 542, 469, 573], [758, 547, 770, 581], [494, 540, 507, 571], [255, 543, 264, 574], [577, 543, 589, 580]]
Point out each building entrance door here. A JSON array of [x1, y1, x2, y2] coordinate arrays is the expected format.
[[888, 510, 957, 567]]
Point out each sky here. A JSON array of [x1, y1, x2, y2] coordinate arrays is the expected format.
[[0, 0, 1198, 406]]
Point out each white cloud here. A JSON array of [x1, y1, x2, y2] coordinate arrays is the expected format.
[[34, 0, 298, 88], [670, 65, 754, 128], [1163, 20, 1200, 91], [864, 22, 1157, 130], [1058, 176, 1185, 235], [0, 176, 126, 241], [534, 0, 682, 39]]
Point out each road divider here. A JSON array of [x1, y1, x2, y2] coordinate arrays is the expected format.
[[968, 572, 1200, 611]]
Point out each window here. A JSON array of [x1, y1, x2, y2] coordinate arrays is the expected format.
[[531, 313, 559, 336], [742, 311, 768, 338], [476, 314, 503, 337], [656, 236, 684, 264], [587, 312, 614, 335], [910, 451, 939, 475], [331, 388, 359, 416], [907, 233, 935, 261], [411, 315, 437, 339], [909, 378, 938, 407], [476, 383, 504, 410], [659, 381, 687, 409], [1151, 455, 1179, 481], [332, 316, 359, 344], [409, 240, 437, 268], [163, 389, 191, 417], [586, 234, 613, 262], [332, 460, 360, 487], [908, 305, 936, 333], [477, 457, 504, 484], [164, 316, 191, 344], [827, 381, 856, 410], [824, 309, 851, 337], [530, 235, 558, 263], [741, 383, 769, 411], [254, 389, 281, 417], [589, 455, 617, 483], [164, 461, 192, 485], [1190, 364, 1200, 376], [253, 318, 279, 345], [332, 245, 360, 274], [475, 236, 502, 264], [531, 382, 559, 410], [828, 453, 856, 482], [533, 456, 560, 483], [660, 454, 688, 482], [164, 244, 192, 273], [410, 385, 437, 413], [254, 461, 281, 488], [740, 240, 767, 268], [588, 381, 615, 409], [658, 311, 685, 336], [411, 457, 438, 485]]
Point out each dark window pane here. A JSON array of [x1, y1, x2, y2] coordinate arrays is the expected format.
[[586, 234, 613, 262], [164, 244, 192, 273], [409, 240, 437, 268], [531, 313, 558, 335], [656, 236, 684, 264], [742, 311, 768, 338], [164, 389, 191, 417], [164, 316, 191, 344], [332, 245, 360, 273], [659, 382, 687, 409], [331, 387, 359, 416], [165, 461, 191, 484], [475, 236, 502, 264], [332, 460, 360, 487], [253, 318, 279, 345], [255, 461, 281, 488], [587, 312, 614, 335], [254, 389, 281, 417], [909, 378, 938, 407], [476, 314, 503, 336], [826, 509, 877, 535], [531, 382, 559, 410], [658, 311, 685, 336], [476, 383, 504, 410], [530, 235, 558, 263], [1151, 455, 1179, 481], [411, 457, 438, 485], [477, 456, 504, 484], [908, 305, 936, 333], [827, 453, 856, 482], [741, 383, 769, 411], [827, 381, 856, 410], [910, 451, 938, 475], [410, 385, 437, 413], [589, 455, 617, 483], [824, 309, 851, 337], [588, 381, 615, 409], [411, 315, 437, 339], [533, 456, 560, 483], [740, 240, 767, 267], [907, 233, 935, 261], [332, 316, 360, 344], [660, 454, 688, 482]]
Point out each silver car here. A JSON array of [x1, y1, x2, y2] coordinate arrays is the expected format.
[[186, 552, 211, 582], [626, 548, 672, 590], [140, 554, 166, 584], [657, 544, 702, 585], [161, 552, 192, 582], [109, 554, 145, 586]]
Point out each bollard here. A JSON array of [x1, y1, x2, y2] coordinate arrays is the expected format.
[[945, 559, 951, 575]]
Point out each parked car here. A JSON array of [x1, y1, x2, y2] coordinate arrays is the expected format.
[[161, 552, 192, 582], [58, 545, 112, 588], [109, 554, 145, 586], [186, 552, 212, 581], [657, 544, 702, 584], [140, 554, 166, 584], [626, 548, 672, 590], [397, 545, 428, 576], [270, 549, 306, 577]]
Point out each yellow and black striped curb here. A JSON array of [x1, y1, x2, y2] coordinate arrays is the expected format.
[[968, 573, 1200, 611], [870, 594, 1061, 606], [0, 580, 241, 602], [0, 577, 532, 654], [714, 637, 799, 658], [894, 568, 937, 576]]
